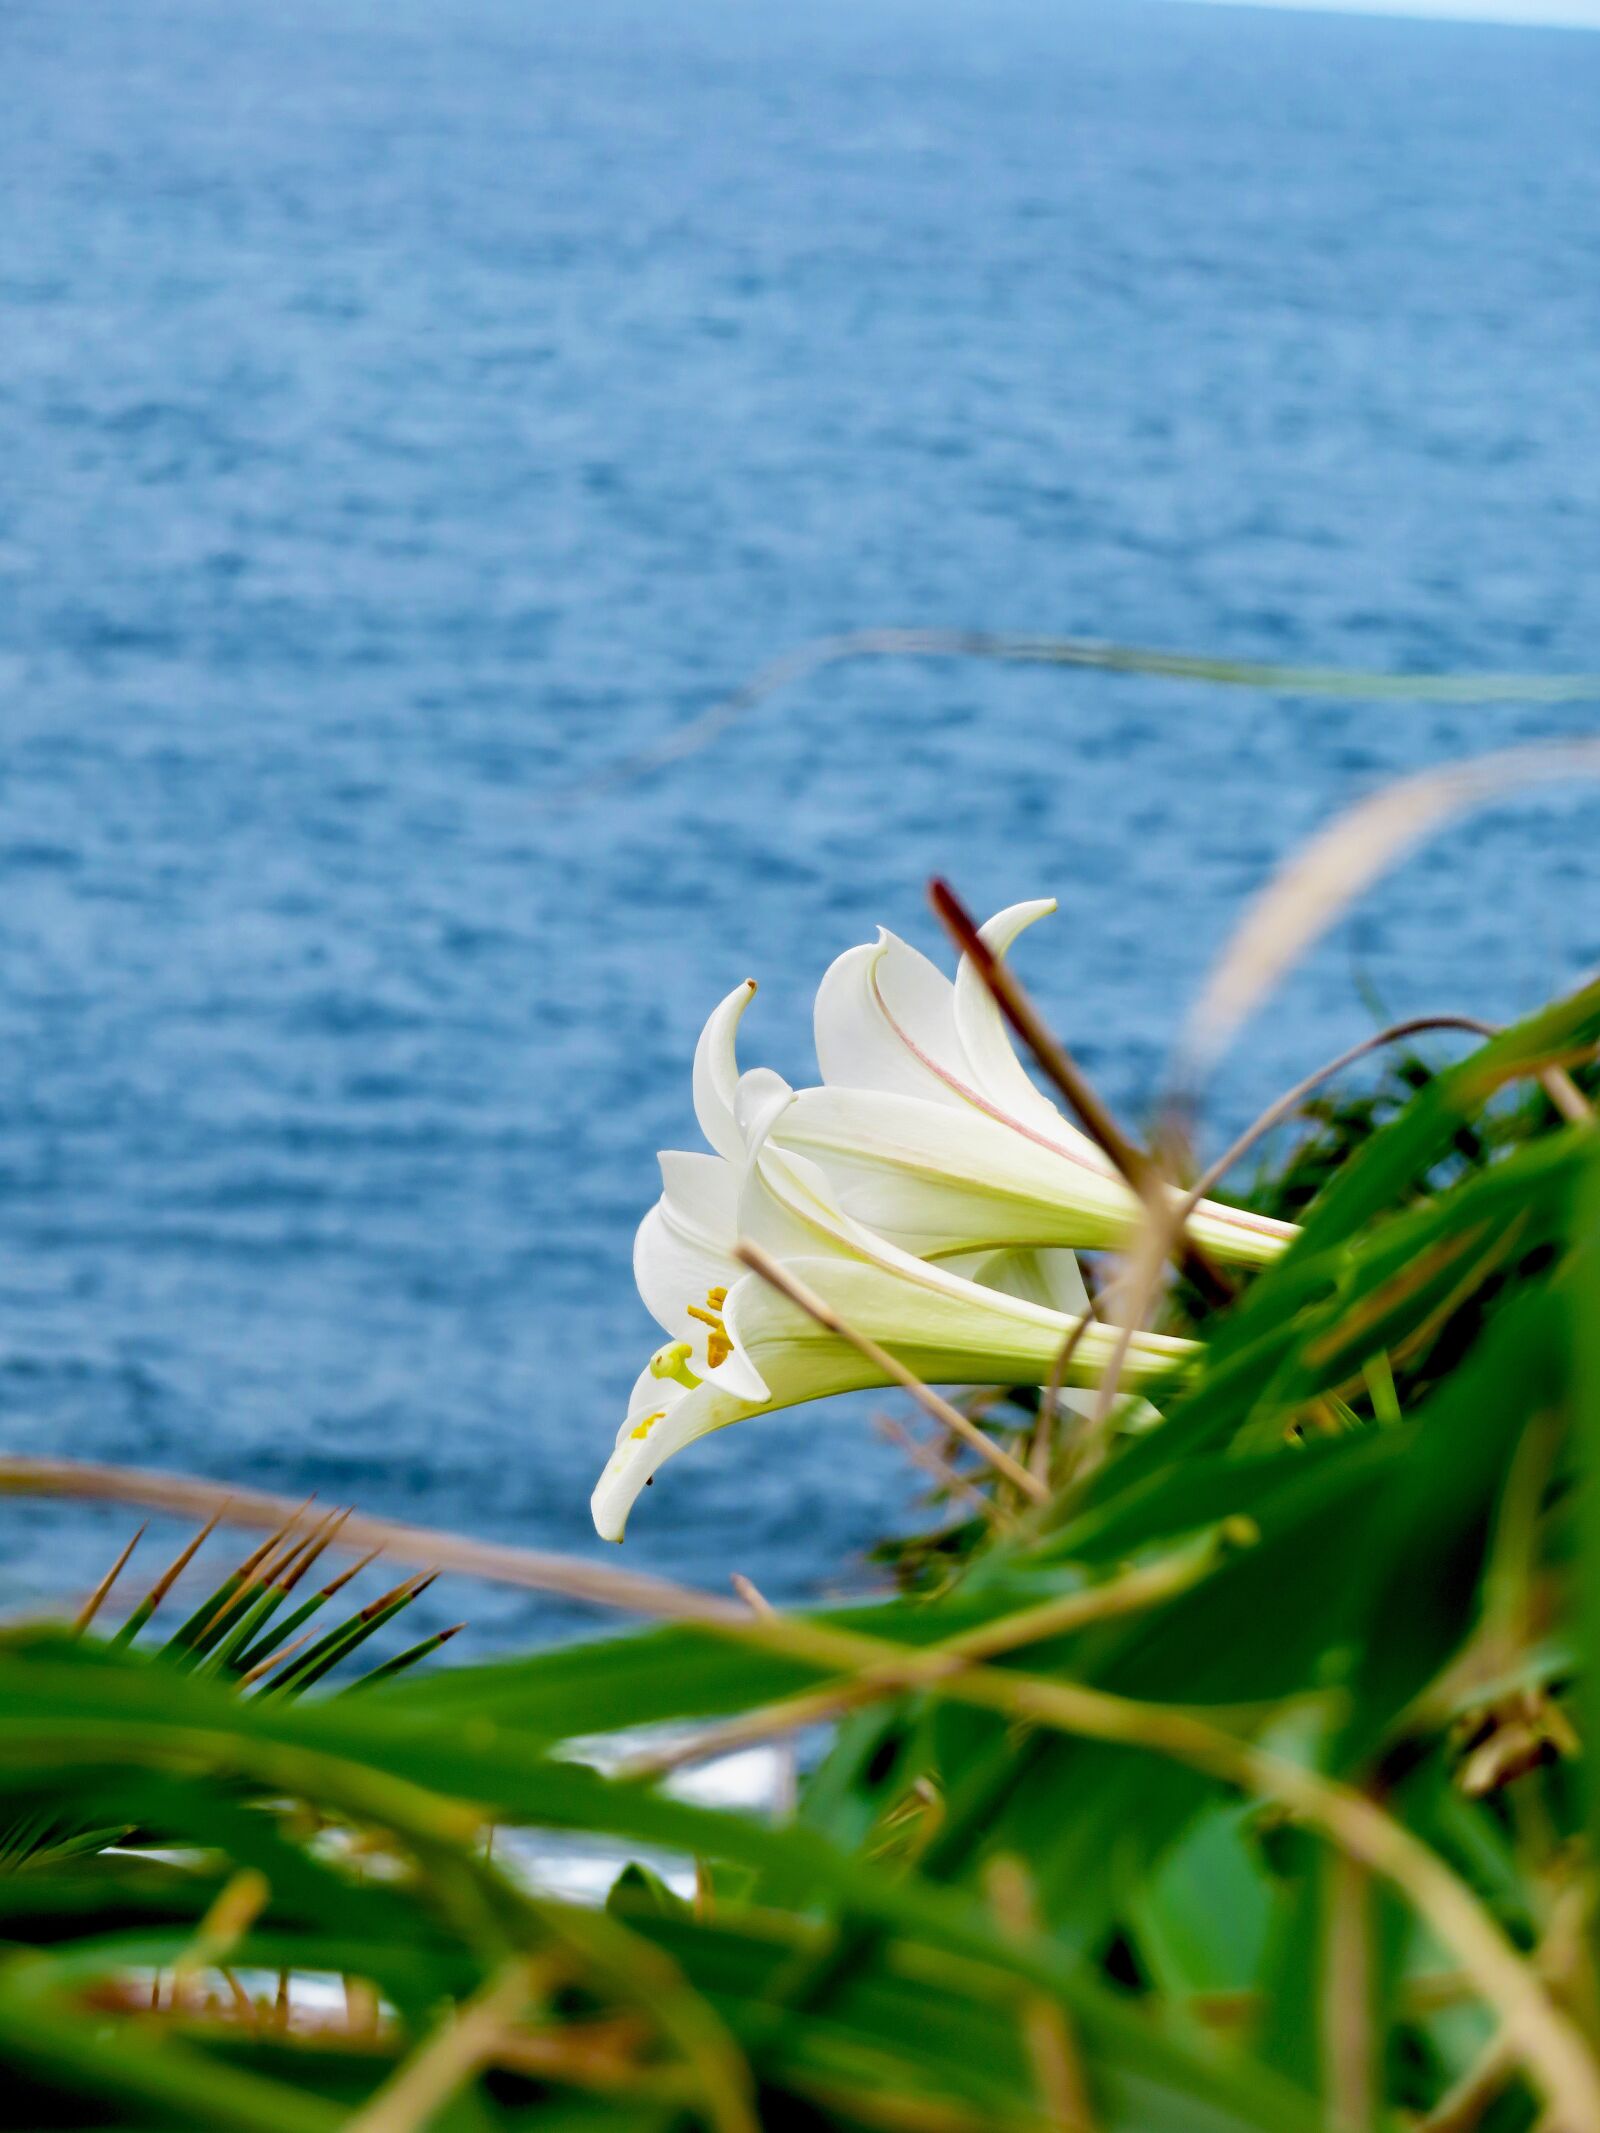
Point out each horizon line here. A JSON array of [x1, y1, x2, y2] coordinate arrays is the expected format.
[[1173, 0, 1600, 30]]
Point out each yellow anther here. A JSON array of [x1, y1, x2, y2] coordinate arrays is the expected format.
[[685, 1288, 736, 1371], [629, 1410, 664, 1442], [649, 1341, 700, 1389]]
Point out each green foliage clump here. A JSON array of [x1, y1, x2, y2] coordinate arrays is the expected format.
[[3, 981, 1600, 2131]]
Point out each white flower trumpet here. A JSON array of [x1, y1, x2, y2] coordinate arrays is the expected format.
[[591, 981, 1194, 1542], [776, 898, 1296, 1266]]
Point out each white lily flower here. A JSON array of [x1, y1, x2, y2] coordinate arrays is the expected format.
[[776, 898, 1295, 1266], [591, 984, 1193, 1542]]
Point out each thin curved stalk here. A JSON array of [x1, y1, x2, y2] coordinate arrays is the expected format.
[[0, 1456, 753, 1630], [1035, 1311, 1095, 1480], [1089, 1016, 1588, 1461], [554, 626, 1600, 804], [1079, 1213, 1172, 1470], [928, 877, 1234, 1309], [1181, 739, 1600, 1081], [1183, 1015, 1499, 1211], [620, 1536, 1236, 1781], [732, 1240, 1049, 1504]]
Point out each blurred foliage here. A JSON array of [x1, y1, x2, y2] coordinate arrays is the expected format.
[[1, 1515, 461, 1872], [3, 981, 1600, 2130]]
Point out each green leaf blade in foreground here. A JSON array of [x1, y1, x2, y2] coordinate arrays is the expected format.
[[0, 1636, 1316, 2133]]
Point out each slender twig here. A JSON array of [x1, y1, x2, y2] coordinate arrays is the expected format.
[[729, 1573, 774, 1617], [1077, 1209, 1176, 1474], [732, 1240, 1048, 1504], [731, 1574, 797, 1818], [1321, 1849, 1375, 2133], [873, 1412, 1001, 1526], [340, 1962, 535, 2133], [986, 1854, 1096, 2132], [620, 1535, 1241, 1782], [928, 878, 1234, 1309], [1035, 1315, 1096, 1481], [1540, 1062, 1594, 1125], [1180, 741, 1600, 1082], [0, 1456, 756, 1628], [1181, 1015, 1499, 1214], [929, 879, 1156, 1195], [1414, 1884, 1588, 2133]]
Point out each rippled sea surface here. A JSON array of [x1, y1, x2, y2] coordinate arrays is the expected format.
[[3, 0, 1599, 1637]]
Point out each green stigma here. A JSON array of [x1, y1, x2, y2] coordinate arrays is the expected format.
[[649, 1341, 701, 1389]]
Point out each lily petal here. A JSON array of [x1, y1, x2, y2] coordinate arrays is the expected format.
[[759, 1252, 1188, 1387], [814, 929, 967, 1105], [592, 1375, 748, 1544], [951, 899, 1109, 1163], [692, 979, 758, 1162], [966, 1245, 1091, 1319], [733, 1063, 801, 1155], [775, 1080, 1293, 1267], [775, 1083, 1141, 1256], [592, 1247, 1190, 1540], [632, 1162, 738, 1354], [592, 1286, 882, 1540], [658, 1148, 739, 1244]]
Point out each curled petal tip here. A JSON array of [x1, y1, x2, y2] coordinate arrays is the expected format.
[[590, 1468, 631, 1543], [975, 895, 1058, 946], [693, 979, 762, 1162]]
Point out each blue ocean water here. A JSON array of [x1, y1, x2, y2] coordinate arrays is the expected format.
[[3, 0, 1599, 1640]]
